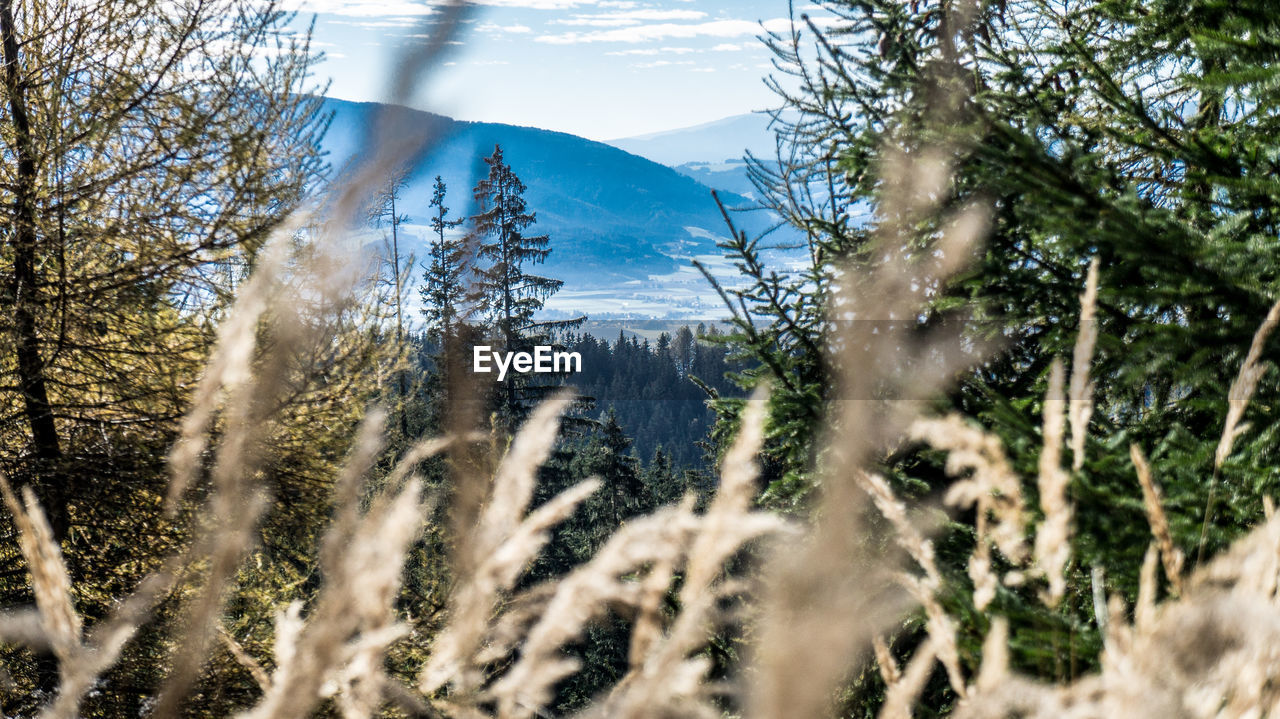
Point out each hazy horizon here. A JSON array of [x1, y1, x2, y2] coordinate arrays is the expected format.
[[286, 0, 831, 141]]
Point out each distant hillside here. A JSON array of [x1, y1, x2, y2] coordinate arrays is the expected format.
[[321, 99, 792, 299], [673, 159, 760, 200], [605, 113, 781, 166], [605, 113, 800, 208]]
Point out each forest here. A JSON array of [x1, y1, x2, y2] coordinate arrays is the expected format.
[[2, 0, 1280, 718]]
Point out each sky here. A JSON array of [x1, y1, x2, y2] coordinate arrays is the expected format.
[[285, 0, 823, 141]]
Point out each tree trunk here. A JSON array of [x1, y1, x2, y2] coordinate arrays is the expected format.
[[1, 0, 67, 538], [1, 0, 69, 696], [391, 192, 409, 439]]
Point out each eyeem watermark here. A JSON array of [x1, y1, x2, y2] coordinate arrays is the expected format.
[[473, 346, 582, 381]]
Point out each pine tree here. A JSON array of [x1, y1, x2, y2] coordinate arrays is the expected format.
[[369, 170, 411, 342], [421, 175, 468, 344], [416, 175, 474, 444], [643, 446, 682, 508], [674, 325, 695, 377], [711, 0, 1280, 713], [368, 170, 413, 440], [962, 0, 1280, 598], [589, 410, 644, 529], [469, 144, 581, 428]]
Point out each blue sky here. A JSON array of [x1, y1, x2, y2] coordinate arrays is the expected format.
[[286, 0, 825, 140]]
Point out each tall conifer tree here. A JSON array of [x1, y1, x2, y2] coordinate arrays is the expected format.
[[469, 145, 579, 427], [422, 175, 467, 344], [417, 175, 471, 439], [369, 170, 413, 439]]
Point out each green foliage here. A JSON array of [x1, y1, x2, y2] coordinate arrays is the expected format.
[[513, 412, 688, 714], [550, 327, 743, 469], [702, 0, 1280, 713], [421, 175, 468, 345], [468, 145, 582, 429], [0, 1, 356, 713]]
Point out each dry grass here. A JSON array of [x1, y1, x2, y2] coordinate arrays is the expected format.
[[864, 260, 1280, 718], [1069, 258, 1100, 473], [0, 332, 791, 718], [1130, 444, 1185, 595], [1, 128, 1277, 719], [953, 513, 1280, 719], [0, 473, 173, 719], [4, 2, 1280, 716], [910, 413, 1026, 611]]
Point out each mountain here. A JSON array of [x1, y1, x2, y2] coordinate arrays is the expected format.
[[320, 99, 792, 319], [605, 113, 800, 205], [672, 159, 760, 200], [605, 113, 780, 166]]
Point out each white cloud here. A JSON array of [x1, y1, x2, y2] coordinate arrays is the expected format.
[[284, 0, 435, 16], [605, 46, 695, 56], [710, 42, 744, 51], [328, 18, 422, 27], [460, 0, 599, 7], [477, 22, 534, 33], [288, 0, 616, 13], [536, 17, 795, 44], [631, 60, 695, 68], [553, 17, 638, 27], [551, 9, 706, 26]]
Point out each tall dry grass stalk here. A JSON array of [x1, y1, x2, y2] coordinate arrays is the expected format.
[[0, 351, 791, 718], [413, 387, 791, 719], [745, 4, 1006, 707], [1069, 258, 1100, 472], [880, 638, 939, 719], [588, 390, 794, 719], [7, 0, 1280, 715], [1130, 444, 1184, 595], [955, 512, 1280, 719], [1032, 258, 1099, 606], [1035, 359, 1072, 606], [1214, 298, 1280, 473], [910, 414, 1026, 610], [898, 275, 1280, 718], [746, 136, 990, 718], [0, 474, 173, 719], [1198, 297, 1280, 563]]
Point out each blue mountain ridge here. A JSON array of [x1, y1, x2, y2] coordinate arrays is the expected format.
[[606, 112, 781, 166], [320, 98, 795, 290]]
